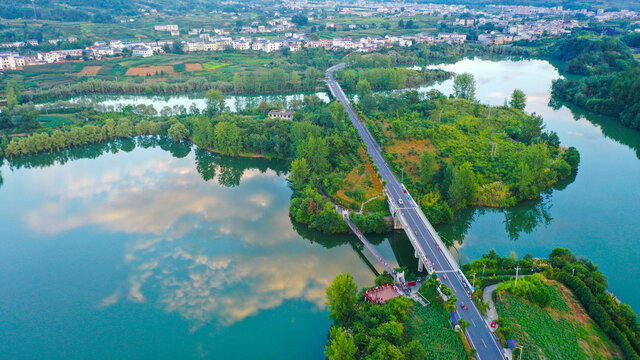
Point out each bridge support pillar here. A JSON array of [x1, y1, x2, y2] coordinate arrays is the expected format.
[[418, 259, 424, 273]]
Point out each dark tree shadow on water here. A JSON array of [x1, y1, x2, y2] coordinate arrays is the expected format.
[[551, 98, 640, 160], [437, 192, 554, 244], [3, 136, 288, 190], [503, 193, 553, 241], [193, 148, 288, 187]]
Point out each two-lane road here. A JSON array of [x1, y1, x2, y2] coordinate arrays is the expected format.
[[327, 63, 506, 360]]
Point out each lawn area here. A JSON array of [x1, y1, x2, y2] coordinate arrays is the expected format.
[[202, 61, 230, 71], [496, 281, 621, 360], [38, 114, 76, 127]]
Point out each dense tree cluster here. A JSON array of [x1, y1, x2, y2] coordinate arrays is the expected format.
[[356, 88, 578, 225], [548, 36, 640, 130], [550, 248, 640, 360], [324, 273, 467, 360], [337, 67, 451, 92], [547, 37, 636, 76], [2, 117, 159, 157], [552, 66, 640, 129]]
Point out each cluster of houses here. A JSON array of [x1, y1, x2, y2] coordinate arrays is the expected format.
[[240, 18, 297, 34], [0, 30, 469, 71], [1, 36, 78, 50], [478, 19, 580, 45]]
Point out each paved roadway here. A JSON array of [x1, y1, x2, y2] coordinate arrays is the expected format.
[[327, 63, 506, 360]]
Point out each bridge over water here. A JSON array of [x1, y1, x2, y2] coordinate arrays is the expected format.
[[327, 63, 506, 360]]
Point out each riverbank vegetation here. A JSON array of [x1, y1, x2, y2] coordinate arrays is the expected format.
[[324, 272, 469, 360], [0, 94, 391, 234], [464, 249, 640, 360], [549, 36, 640, 130], [352, 75, 579, 225]]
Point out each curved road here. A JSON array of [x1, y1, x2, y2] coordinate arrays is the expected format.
[[327, 63, 506, 360]]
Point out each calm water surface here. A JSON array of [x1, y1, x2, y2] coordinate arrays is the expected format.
[[0, 141, 411, 359]]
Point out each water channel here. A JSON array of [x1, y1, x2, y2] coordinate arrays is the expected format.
[[2, 57, 640, 358]]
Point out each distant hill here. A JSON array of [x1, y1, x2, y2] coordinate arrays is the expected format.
[[0, 0, 228, 23]]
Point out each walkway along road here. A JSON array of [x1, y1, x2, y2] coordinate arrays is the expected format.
[[326, 63, 506, 360]]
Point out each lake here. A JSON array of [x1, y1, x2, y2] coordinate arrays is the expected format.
[[2, 57, 640, 359], [0, 140, 414, 360]]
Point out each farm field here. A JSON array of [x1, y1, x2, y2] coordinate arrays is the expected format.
[[0, 52, 279, 93], [496, 281, 621, 360], [409, 285, 470, 360]]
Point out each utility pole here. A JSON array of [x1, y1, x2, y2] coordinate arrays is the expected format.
[[572, 268, 575, 276], [515, 266, 521, 287], [401, 168, 404, 184], [472, 273, 476, 288], [517, 345, 524, 360], [482, 263, 486, 276]]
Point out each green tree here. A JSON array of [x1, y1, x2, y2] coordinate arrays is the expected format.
[[419, 149, 437, 183], [356, 79, 373, 99], [5, 80, 21, 109], [115, 118, 133, 138], [403, 339, 427, 360], [448, 162, 478, 210], [325, 327, 357, 360], [214, 121, 241, 156], [342, 69, 357, 91], [326, 273, 358, 326], [171, 40, 184, 54], [303, 67, 322, 92], [205, 89, 226, 115], [168, 122, 189, 142], [453, 73, 476, 101], [192, 117, 214, 148], [290, 158, 310, 189], [459, 318, 470, 332], [297, 136, 330, 178], [517, 114, 544, 145], [18, 110, 40, 130], [369, 341, 404, 360], [510, 89, 527, 111]]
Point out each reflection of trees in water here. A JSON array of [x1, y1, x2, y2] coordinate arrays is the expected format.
[[552, 99, 640, 160], [503, 193, 553, 241], [194, 148, 288, 187], [4, 137, 288, 189], [6, 140, 118, 170], [437, 207, 477, 245], [438, 193, 554, 243], [159, 137, 192, 158]]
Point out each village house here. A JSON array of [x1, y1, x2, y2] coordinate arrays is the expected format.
[[268, 109, 294, 120], [155, 24, 179, 31], [132, 46, 154, 57]]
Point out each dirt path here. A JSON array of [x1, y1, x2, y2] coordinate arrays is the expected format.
[[357, 195, 385, 214], [483, 284, 499, 331]]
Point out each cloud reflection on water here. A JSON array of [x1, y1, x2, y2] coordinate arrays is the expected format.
[[24, 148, 373, 329]]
